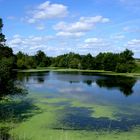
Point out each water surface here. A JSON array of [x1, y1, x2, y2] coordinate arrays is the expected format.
[[17, 71, 140, 131]]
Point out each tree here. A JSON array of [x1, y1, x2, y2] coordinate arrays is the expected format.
[[35, 50, 48, 67], [52, 52, 81, 68], [58, 56, 68, 67], [120, 49, 134, 62], [95, 53, 105, 70], [67, 52, 81, 68], [0, 19, 15, 69], [0, 18, 6, 45], [81, 53, 94, 70], [16, 51, 25, 59], [116, 49, 136, 73], [50, 50, 135, 73], [69, 58, 80, 69], [102, 53, 119, 71], [16, 52, 37, 69], [25, 56, 37, 69], [0, 45, 14, 59]]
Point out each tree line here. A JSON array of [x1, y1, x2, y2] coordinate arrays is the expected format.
[[15, 49, 136, 73]]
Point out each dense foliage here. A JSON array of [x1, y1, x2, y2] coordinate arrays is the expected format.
[[15, 49, 136, 73], [16, 50, 51, 69]]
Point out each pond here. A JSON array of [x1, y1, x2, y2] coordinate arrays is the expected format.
[[1, 71, 140, 140]]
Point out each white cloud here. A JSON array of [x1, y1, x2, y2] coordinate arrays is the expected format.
[[84, 37, 110, 48], [123, 26, 140, 33], [85, 37, 104, 44], [111, 34, 125, 40], [56, 31, 85, 37], [7, 35, 74, 56], [26, 1, 68, 23], [76, 37, 122, 56], [54, 16, 110, 37], [7, 35, 134, 57], [7, 35, 53, 54], [54, 16, 110, 33], [125, 39, 140, 57], [127, 39, 140, 46], [64, 38, 140, 57]]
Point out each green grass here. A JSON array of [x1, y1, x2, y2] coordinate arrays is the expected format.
[[18, 67, 106, 72], [11, 128, 140, 140], [17, 66, 140, 77]]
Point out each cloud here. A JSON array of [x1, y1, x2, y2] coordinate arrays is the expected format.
[[125, 39, 140, 57], [7, 16, 16, 20], [26, 1, 68, 23], [54, 16, 110, 32], [123, 26, 140, 33], [56, 31, 85, 37], [76, 37, 122, 56], [127, 39, 140, 47], [36, 24, 45, 30], [54, 16, 110, 37], [59, 87, 84, 94], [8, 35, 139, 57], [119, 0, 140, 11], [7, 35, 74, 56], [7, 35, 53, 54], [85, 37, 104, 44], [111, 34, 125, 40], [84, 37, 110, 47]]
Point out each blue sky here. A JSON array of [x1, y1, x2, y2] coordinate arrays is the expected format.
[[0, 0, 140, 57]]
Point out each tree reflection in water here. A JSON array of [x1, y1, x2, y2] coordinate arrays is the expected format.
[[96, 76, 136, 96], [18, 71, 137, 97], [0, 72, 30, 139], [0, 72, 27, 99]]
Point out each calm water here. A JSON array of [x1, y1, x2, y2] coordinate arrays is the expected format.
[[17, 71, 140, 131]]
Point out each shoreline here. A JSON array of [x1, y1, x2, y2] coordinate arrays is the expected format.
[[16, 67, 140, 77]]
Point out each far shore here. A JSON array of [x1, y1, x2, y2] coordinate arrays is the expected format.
[[16, 67, 140, 77]]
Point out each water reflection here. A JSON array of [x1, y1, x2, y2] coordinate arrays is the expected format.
[[17, 71, 137, 97], [83, 80, 93, 86], [96, 76, 136, 96], [17, 72, 49, 83], [0, 72, 27, 99], [35, 73, 46, 83]]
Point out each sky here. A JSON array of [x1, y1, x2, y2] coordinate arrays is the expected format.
[[0, 0, 140, 57]]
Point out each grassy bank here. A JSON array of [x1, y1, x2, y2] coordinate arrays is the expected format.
[[17, 66, 140, 77]]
